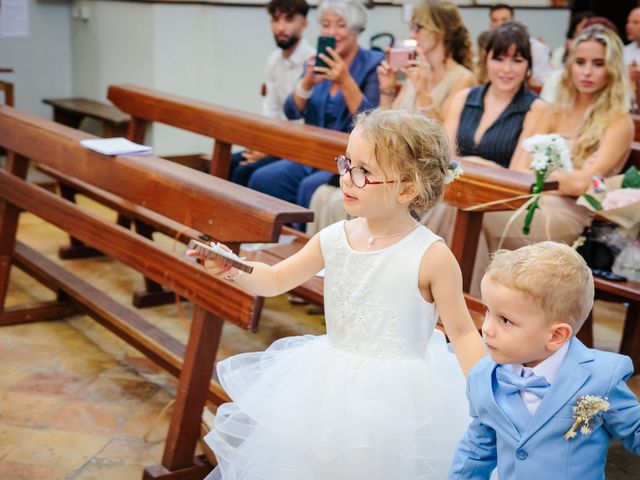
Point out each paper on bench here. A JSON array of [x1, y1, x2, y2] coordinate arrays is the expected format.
[[80, 137, 152, 156]]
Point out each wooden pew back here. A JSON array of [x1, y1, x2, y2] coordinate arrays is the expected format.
[[0, 105, 313, 478], [107, 84, 547, 293]]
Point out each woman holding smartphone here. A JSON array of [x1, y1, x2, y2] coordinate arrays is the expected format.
[[377, 0, 476, 120], [246, 0, 384, 208]]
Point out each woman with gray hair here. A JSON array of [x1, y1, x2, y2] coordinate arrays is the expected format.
[[245, 0, 384, 209]]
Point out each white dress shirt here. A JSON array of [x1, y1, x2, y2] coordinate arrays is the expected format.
[[262, 38, 315, 120], [530, 37, 553, 86], [509, 341, 570, 414], [624, 42, 640, 66]]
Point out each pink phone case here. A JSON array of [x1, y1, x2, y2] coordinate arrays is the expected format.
[[387, 48, 416, 70]]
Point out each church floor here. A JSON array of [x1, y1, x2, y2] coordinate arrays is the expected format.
[[1, 196, 638, 479]]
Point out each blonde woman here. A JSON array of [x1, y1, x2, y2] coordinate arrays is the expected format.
[[377, 0, 476, 120], [470, 25, 633, 296]]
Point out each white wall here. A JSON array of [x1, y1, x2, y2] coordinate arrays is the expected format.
[[0, 0, 72, 117]]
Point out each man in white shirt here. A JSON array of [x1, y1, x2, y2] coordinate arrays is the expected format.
[[228, 0, 314, 185], [625, 7, 640, 106], [489, 4, 553, 86]]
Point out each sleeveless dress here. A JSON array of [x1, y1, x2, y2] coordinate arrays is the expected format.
[[397, 64, 473, 112], [203, 221, 470, 480]]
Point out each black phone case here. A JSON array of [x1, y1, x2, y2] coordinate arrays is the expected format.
[[315, 36, 336, 68]]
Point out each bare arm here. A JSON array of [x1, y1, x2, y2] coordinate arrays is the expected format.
[[510, 106, 556, 171], [550, 114, 634, 196], [443, 87, 471, 155], [510, 111, 633, 195], [438, 72, 477, 122], [420, 242, 485, 376], [195, 234, 325, 298], [507, 98, 548, 168]]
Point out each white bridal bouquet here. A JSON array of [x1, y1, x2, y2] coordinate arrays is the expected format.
[[521, 134, 573, 235]]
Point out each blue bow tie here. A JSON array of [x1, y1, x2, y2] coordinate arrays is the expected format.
[[496, 368, 550, 398]]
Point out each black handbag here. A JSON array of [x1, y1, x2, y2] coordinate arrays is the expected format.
[[576, 226, 616, 271]]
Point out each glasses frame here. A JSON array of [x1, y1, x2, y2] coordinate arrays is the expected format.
[[335, 155, 396, 188]]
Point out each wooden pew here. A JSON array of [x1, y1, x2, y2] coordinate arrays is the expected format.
[[109, 85, 640, 369], [107, 84, 552, 292], [43, 97, 130, 137], [0, 105, 312, 479], [588, 142, 640, 370]]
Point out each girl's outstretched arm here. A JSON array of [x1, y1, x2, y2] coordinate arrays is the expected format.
[[420, 242, 485, 376], [191, 233, 325, 298]]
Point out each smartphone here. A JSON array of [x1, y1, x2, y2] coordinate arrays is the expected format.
[[315, 36, 337, 68], [187, 239, 254, 274], [386, 47, 417, 70]]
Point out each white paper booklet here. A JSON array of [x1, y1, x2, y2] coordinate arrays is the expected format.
[[80, 137, 152, 156]]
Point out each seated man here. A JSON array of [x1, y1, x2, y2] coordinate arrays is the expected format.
[[226, 0, 314, 185]]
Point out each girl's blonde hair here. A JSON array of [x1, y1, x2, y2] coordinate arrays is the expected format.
[[353, 108, 451, 217], [555, 25, 631, 166], [412, 0, 473, 70]]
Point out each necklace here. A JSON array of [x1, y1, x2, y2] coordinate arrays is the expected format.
[[366, 222, 419, 250]]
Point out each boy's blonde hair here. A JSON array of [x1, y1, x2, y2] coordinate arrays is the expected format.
[[486, 242, 594, 331], [353, 108, 451, 217]]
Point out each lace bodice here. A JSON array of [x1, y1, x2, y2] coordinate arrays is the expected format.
[[320, 221, 441, 359]]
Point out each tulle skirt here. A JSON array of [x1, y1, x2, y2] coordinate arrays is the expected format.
[[203, 330, 470, 480]]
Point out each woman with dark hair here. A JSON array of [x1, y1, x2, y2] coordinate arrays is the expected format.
[[377, 0, 476, 120], [444, 22, 547, 167], [421, 22, 546, 259]]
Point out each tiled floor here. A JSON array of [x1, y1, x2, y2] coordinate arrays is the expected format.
[[1, 198, 639, 479]]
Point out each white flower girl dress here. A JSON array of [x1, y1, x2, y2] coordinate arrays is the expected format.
[[203, 221, 470, 479]]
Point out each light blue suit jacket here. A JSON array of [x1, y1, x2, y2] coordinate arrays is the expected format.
[[449, 339, 640, 479]]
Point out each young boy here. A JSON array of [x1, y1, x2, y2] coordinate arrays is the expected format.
[[449, 242, 640, 480]]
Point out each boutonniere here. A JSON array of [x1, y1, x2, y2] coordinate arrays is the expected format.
[[563, 395, 610, 440]]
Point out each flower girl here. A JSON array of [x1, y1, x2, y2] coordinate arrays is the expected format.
[[189, 108, 485, 479]]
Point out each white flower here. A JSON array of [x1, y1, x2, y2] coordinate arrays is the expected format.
[[444, 161, 463, 185], [563, 395, 610, 440], [523, 134, 573, 174]]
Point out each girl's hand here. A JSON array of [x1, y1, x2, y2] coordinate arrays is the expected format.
[[314, 47, 351, 85], [377, 60, 398, 91], [186, 242, 236, 278]]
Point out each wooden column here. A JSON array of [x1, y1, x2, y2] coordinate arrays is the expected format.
[[0, 152, 29, 306]]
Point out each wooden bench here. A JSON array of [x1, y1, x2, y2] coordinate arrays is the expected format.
[[104, 84, 561, 338], [0, 105, 312, 480], [0, 67, 14, 107], [43, 97, 130, 137], [111, 84, 640, 369], [107, 84, 554, 292]]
